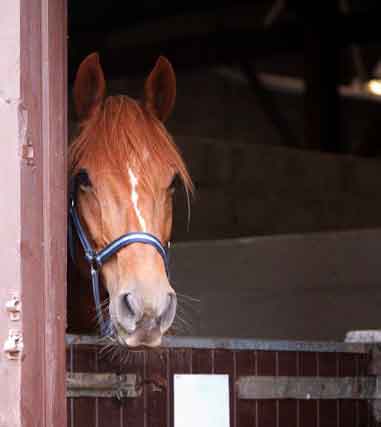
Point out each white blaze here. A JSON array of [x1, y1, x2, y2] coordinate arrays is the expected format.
[[128, 168, 147, 231]]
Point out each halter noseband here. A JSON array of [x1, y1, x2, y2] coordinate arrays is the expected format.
[[68, 170, 170, 336]]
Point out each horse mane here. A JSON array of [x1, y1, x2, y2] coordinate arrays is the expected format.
[[69, 95, 193, 195]]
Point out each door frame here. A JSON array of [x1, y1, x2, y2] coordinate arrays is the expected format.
[[19, 1, 66, 425]]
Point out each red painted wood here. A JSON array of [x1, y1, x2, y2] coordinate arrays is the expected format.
[[169, 348, 192, 374], [358, 354, 372, 427], [358, 353, 371, 376], [318, 352, 338, 376], [299, 352, 318, 427], [318, 353, 339, 427], [257, 351, 277, 427], [145, 349, 169, 427], [97, 347, 122, 427], [339, 354, 357, 427], [214, 349, 236, 427], [121, 350, 145, 427], [257, 351, 277, 376], [67, 345, 369, 427], [67, 346, 73, 427], [236, 350, 256, 427], [191, 349, 213, 374], [338, 352, 356, 378], [73, 345, 97, 427], [369, 403, 380, 427], [358, 398, 371, 427], [20, 1, 68, 425], [278, 352, 298, 427]]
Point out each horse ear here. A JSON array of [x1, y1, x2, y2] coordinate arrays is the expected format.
[[73, 52, 106, 120], [144, 56, 176, 122]]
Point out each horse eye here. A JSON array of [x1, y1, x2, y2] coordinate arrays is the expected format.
[[77, 169, 92, 193], [79, 183, 92, 193], [169, 174, 179, 193]]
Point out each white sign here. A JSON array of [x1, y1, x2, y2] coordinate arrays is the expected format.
[[174, 374, 230, 427]]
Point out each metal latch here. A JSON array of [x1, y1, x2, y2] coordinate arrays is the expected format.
[[3, 330, 23, 360], [5, 294, 21, 321], [21, 143, 34, 165]]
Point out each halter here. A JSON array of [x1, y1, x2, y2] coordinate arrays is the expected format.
[[68, 169, 170, 336]]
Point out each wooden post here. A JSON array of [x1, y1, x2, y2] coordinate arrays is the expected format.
[[0, 1, 67, 426], [20, 0, 68, 425]]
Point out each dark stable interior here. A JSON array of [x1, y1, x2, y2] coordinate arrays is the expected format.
[[67, 1, 381, 340]]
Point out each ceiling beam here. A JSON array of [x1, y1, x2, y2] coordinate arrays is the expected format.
[[69, 24, 303, 81], [68, 5, 381, 81]]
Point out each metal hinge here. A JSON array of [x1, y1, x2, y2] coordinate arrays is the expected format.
[[5, 293, 21, 321], [21, 143, 34, 165], [19, 103, 34, 166], [3, 330, 23, 360], [66, 372, 140, 399]]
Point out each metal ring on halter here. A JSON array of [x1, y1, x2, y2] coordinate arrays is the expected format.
[[68, 170, 170, 336]]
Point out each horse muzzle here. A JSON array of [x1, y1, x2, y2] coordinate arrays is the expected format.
[[112, 291, 177, 347]]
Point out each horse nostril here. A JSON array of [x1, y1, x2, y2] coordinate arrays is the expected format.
[[123, 293, 135, 317], [160, 293, 177, 333], [120, 292, 142, 320], [116, 292, 143, 335]]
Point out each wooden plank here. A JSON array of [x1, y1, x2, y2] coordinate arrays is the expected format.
[[257, 352, 277, 427], [65, 341, 377, 426], [145, 349, 169, 427], [358, 354, 373, 427], [121, 349, 145, 427], [299, 352, 318, 426], [168, 348, 192, 374], [73, 345, 97, 427], [67, 346, 73, 427], [235, 351, 257, 427], [318, 353, 339, 427], [191, 349, 213, 374], [68, 334, 369, 354], [214, 350, 235, 427], [97, 347, 122, 427], [278, 352, 298, 427], [20, 0, 67, 426], [339, 354, 357, 427], [41, 0, 68, 424], [238, 376, 378, 400], [19, 0, 44, 424], [67, 372, 138, 398]]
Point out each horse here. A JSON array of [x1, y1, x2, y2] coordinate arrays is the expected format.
[[67, 52, 193, 347]]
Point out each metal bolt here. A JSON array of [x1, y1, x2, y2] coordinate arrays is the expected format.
[[3, 330, 23, 360], [5, 294, 21, 321]]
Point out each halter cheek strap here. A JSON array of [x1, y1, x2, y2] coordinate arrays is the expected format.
[[68, 170, 170, 336]]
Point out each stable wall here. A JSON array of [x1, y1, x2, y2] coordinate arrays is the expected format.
[[172, 136, 381, 241], [170, 229, 381, 341], [100, 66, 381, 242]]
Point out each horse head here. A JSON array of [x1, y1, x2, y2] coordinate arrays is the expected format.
[[69, 53, 192, 347]]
